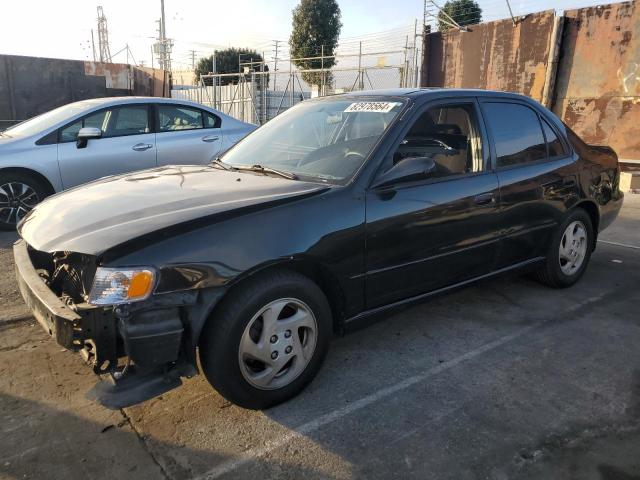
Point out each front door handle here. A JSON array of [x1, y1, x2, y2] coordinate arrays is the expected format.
[[132, 143, 153, 151], [474, 192, 496, 206], [202, 135, 220, 143]]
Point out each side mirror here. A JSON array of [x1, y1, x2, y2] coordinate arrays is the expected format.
[[373, 156, 437, 188], [76, 127, 102, 149]]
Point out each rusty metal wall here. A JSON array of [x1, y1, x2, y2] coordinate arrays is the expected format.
[[423, 11, 556, 101], [422, 2, 640, 161], [553, 2, 640, 161], [0, 55, 171, 129]]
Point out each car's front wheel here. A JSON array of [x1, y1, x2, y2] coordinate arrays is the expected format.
[[199, 270, 332, 409], [534, 208, 594, 288], [0, 172, 48, 231]]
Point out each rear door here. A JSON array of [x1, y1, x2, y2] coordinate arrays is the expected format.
[[154, 104, 223, 166], [479, 99, 577, 268], [364, 98, 502, 308], [57, 104, 156, 188]]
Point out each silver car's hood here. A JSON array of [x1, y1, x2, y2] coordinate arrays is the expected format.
[[19, 165, 328, 256]]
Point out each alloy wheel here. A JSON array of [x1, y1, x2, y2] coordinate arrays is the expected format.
[[0, 182, 39, 225], [238, 298, 318, 390], [559, 220, 588, 276]]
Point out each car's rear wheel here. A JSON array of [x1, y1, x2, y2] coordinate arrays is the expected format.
[[0, 172, 48, 231], [199, 269, 332, 409], [533, 208, 594, 288]]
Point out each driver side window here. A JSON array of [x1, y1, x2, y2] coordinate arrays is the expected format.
[[394, 103, 483, 179]]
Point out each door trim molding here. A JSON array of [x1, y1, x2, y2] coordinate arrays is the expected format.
[[345, 256, 545, 324]]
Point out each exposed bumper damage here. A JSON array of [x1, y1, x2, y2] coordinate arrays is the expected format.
[[13, 239, 221, 409]]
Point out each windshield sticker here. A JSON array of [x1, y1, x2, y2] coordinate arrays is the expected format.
[[344, 102, 399, 113]]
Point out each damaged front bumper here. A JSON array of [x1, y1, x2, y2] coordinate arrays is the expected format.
[[13, 239, 203, 409]]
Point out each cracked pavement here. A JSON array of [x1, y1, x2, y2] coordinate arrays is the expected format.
[[0, 195, 639, 480]]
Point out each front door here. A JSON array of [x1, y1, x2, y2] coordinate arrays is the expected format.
[[57, 104, 156, 189], [365, 99, 501, 309]]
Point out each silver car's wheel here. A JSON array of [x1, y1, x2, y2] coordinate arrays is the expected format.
[[238, 298, 318, 390], [0, 182, 40, 225], [559, 220, 588, 276]]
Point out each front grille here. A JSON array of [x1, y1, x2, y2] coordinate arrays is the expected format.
[[27, 246, 97, 307]]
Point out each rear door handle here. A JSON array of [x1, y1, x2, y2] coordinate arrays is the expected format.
[[132, 143, 153, 151], [202, 135, 220, 143], [474, 192, 496, 206]]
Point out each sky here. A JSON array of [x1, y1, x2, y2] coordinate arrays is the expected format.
[[0, 0, 622, 71]]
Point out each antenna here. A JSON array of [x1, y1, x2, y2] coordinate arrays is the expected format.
[[96, 6, 112, 63]]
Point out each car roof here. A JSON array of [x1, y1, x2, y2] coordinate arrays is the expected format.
[[70, 96, 212, 108], [344, 87, 537, 102]]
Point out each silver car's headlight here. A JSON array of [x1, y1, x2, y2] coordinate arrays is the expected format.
[[88, 267, 156, 305]]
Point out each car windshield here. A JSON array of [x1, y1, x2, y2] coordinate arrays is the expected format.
[[3, 101, 95, 137], [222, 97, 405, 184]]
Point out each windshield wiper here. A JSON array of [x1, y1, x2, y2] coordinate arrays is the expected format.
[[235, 164, 298, 180], [211, 157, 236, 171]]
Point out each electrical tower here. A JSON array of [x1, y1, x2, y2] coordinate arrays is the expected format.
[[152, 0, 173, 71], [96, 6, 112, 63]]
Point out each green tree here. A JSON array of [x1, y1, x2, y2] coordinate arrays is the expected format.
[[438, 0, 482, 31], [195, 48, 268, 87], [289, 0, 342, 87]]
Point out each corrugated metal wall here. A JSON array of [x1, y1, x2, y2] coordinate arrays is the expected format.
[[422, 1, 640, 161], [554, 2, 640, 161], [423, 11, 556, 101]]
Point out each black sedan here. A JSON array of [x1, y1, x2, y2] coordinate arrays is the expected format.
[[14, 89, 623, 409]]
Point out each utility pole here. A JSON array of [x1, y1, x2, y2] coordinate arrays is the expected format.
[[153, 0, 173, 71], [190, 50, 196, 70], [96, 6, 112, 63]]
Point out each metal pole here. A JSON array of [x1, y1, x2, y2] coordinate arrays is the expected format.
[[91, 30, 97, 62], [505, 0, 517, 25], [402, 36, 408, 87], [358, 41, 363, 90], [321, 45, 324, 96]]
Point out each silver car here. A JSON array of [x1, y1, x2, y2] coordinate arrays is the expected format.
[[0, 97, 255, 229]]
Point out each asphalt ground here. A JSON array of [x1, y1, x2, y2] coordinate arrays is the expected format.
[[0, 195, 638, 480]]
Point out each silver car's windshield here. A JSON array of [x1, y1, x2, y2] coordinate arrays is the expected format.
[[3, 101, 95, 137], [222, 97, 405, 184]]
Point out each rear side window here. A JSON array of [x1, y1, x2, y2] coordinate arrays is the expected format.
[[541, 117, 567, 158], [158, 105, 203, 131], [482, 103, 546, 168]]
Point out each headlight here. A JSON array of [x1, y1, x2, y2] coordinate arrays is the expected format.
[[88, 267, 156, 305]]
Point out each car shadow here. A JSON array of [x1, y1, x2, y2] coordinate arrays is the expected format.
[[0, 231, 18, 249], [0, 391, 337, 480]]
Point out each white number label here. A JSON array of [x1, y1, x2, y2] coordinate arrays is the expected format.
[[344, 102, 399, 113]]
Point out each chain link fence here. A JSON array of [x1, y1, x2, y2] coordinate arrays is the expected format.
[[172, 50, 418, 125]]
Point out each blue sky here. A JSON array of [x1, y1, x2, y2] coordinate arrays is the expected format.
[[0, 0, 624, 69]]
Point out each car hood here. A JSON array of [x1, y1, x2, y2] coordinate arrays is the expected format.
[[19, 165, 329, 256]]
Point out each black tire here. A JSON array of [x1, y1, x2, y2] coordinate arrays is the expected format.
[[533, 208, 594, 288], [0, 172, 49, 231], [199, 269, 332, 409]]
